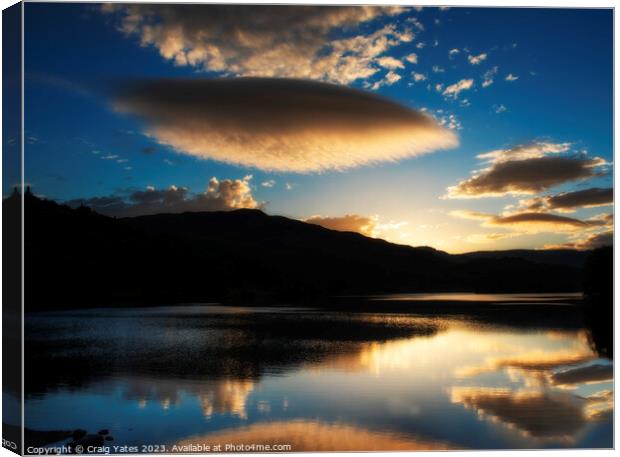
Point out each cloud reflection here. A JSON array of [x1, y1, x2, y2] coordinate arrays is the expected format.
[[451, 387, 586, 440], [450, 329, 612, 442], [551, 364, 613, 387], [175, 420, 456, 451], [199, 379, 255, 419], [120, 377, 255, 419], [583, 390, 613, 421]]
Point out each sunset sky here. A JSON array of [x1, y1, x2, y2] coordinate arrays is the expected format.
[[13, 4, 613, 253]]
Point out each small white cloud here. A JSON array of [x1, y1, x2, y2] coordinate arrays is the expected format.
[[482, 66, 498, 88], [416, 42, 426, 49], [442, 79, 474, 99], [385, 71, 402, 84], [369, 70, 402, 90], [377, 56, 404, 70], [396, 28, 415, 43], [505, 73, 519, 81], [494, 104, 507, 114], [476, 142, 571, 164], [441, 113, 462, 130], [448, 48, 460, 58], [432, 65, 445, 73], [412, 72, 427, 82], [261, 179, 276, 188], [404, 53, 418, 64], [407, 17, 424, 31], [102, 154, 119, 160], [425, 109, 463, 131], [468, 53, 487, 65]]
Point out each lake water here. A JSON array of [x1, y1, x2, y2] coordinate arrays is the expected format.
[[24, 295, 613, 451]]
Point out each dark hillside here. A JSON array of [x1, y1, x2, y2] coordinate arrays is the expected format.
[[18, 192, 588, 310]]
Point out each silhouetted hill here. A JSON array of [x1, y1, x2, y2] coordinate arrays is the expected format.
[[16, 192, 596, 310], [455, 249, 589, 268]]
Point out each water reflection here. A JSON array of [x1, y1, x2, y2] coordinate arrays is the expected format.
[[450, 388, 587, 441], [199, 380, 255, 420], [369, 292, 582, 303], [176, 420, 456, 451], [551, 364, 613, 386], [25, 300, 612, 450], [118, 377, 256, 419]]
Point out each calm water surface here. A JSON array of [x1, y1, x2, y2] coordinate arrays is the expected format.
[[25, 294, 613, 451]]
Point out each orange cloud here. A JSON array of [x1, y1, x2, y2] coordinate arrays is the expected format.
[[305, 214, 378, 237], [102, 4, 412, 85], [115, 78, 458, 173], [446, 142, 607, 199], [304, 213, 408, 240], [487, 212, 596, 233], [517, 187, 613, 213], [452, 210, 611, 234], [442, 78, 473, 98], [544, 230, 613, 250]]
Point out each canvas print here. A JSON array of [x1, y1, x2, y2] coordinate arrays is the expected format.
[[2, 2, 614, 454]]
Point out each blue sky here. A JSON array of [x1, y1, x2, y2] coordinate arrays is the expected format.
[[14, 4, 613, 253]]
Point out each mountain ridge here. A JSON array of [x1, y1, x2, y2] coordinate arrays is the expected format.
[[10, 192, 594, 310]]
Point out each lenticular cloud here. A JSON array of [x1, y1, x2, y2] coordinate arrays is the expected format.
[[114, 78, 458, 173]]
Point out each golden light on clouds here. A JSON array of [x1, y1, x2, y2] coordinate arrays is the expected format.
[[446, 142, 608, 199], [102, 4, 410, 85], [304, 213, 408, 240], [305, 214, 379, 237], [486, 212, 599, 233], [516, 187, 613, 213], [451, 209, 613, 238], [115, 78, 458, 172], [66, 176, 261, 217], [544, 230, 613, 250]]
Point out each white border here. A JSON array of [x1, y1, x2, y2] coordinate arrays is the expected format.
[[0, 2, 616, 457]]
